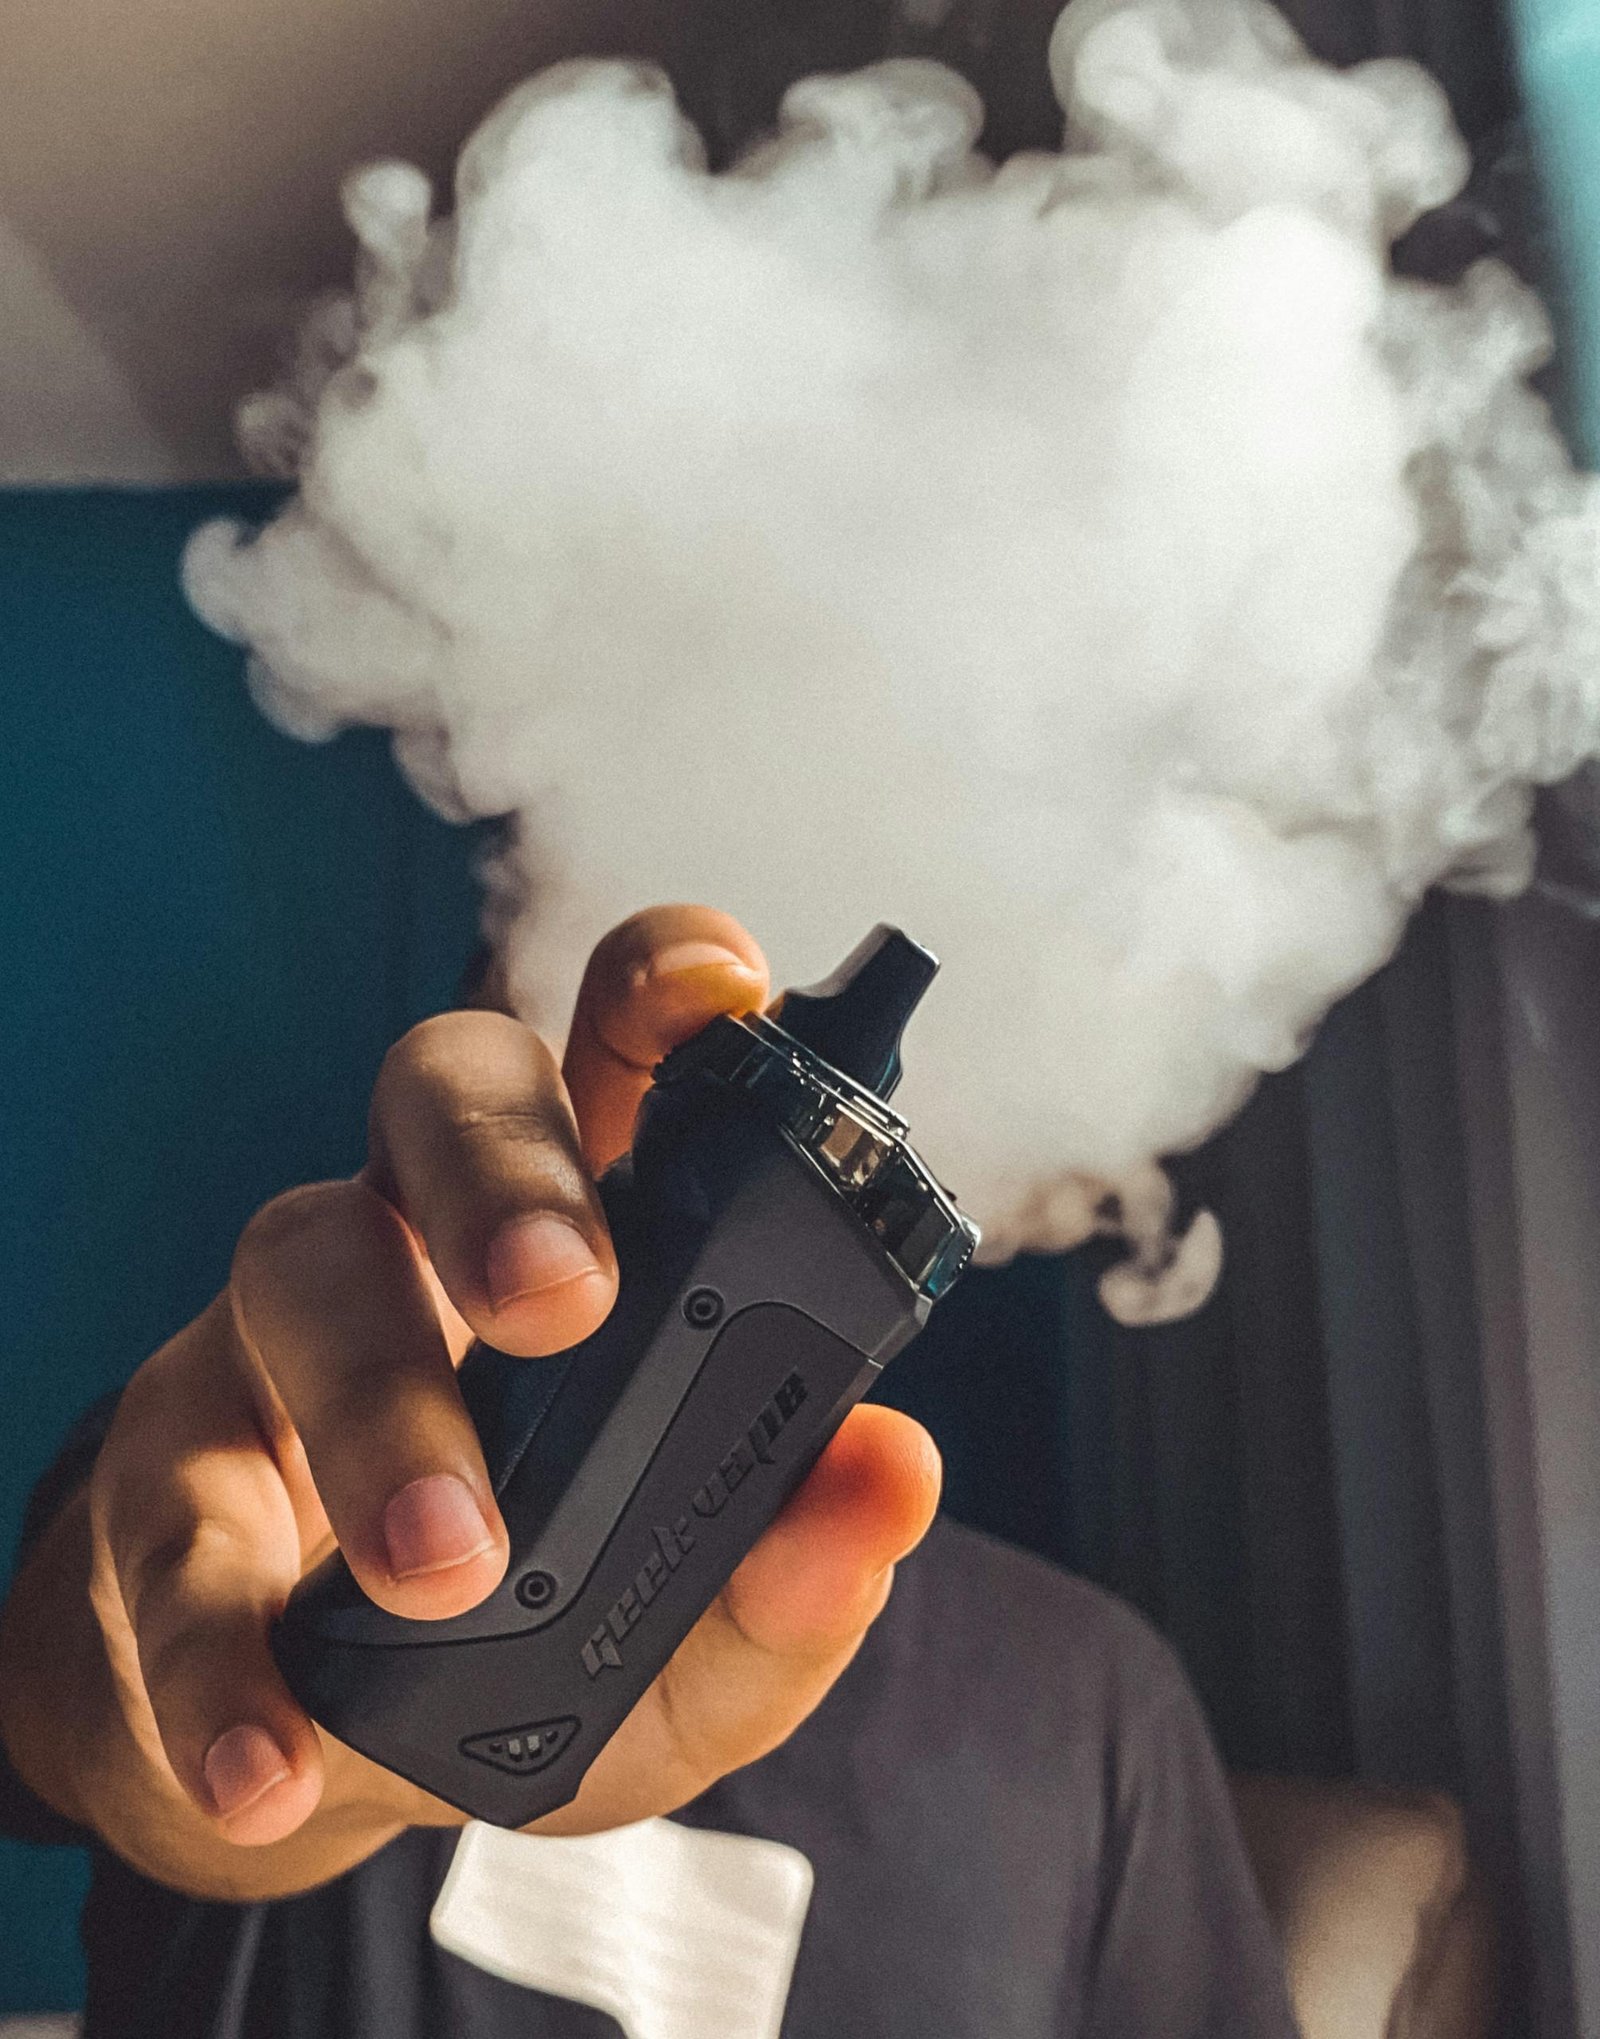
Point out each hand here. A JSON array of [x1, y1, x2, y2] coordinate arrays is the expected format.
[[68, 905, 941, 1878]]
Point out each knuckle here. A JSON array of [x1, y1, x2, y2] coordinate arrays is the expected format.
[[235, 1181, 357, 1279], [285, 1361, 382, 1449], [372, 1015, 571, 1170], [378, 1010, 551, 1102], [231, 1187, 352, 1366], [100, 1348, 171, 1450], [650, 1651, 738, 1804], [140, 1609, 260, 1731], [122, 1516, 256, 1650], [445, 1094, 568, 1148], [376, 1011, 470, 1095], [91, 1353, 203, 1546], [120, 1526, 201, 1638]]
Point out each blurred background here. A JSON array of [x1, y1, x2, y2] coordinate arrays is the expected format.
[[3, 0, 1600, 2033]]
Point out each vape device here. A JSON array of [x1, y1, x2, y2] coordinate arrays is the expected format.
[[273, 925, 978, 1828]]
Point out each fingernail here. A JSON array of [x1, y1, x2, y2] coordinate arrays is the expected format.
[[486, 1213, 605, 1311], [203, 1725, 291, 1820], [383, 1473, 495, 1580], [641, 941, 761, 984]]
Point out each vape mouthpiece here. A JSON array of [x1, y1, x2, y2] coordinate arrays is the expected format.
[[776, 925, 938, 1101]]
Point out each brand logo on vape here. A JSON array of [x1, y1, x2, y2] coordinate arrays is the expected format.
[[581, 1371, 809, 1679]]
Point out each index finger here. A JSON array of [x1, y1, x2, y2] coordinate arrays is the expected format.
[[562, 906, 769, 1173]]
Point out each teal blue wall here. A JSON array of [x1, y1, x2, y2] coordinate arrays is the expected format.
[[1514, 0, 1600, 455], [0, 488, 482, 2011]]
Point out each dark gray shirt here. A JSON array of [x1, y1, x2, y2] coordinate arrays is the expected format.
[[42, 1515, 1298, 2039]]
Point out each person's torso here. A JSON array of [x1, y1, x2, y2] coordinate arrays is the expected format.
[[82, 1521, 1201, 2039]]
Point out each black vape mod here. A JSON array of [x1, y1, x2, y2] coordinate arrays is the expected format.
[[272, 925, 978, 1828]]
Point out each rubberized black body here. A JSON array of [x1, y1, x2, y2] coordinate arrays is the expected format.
[[273, 1071, 935, 1828]]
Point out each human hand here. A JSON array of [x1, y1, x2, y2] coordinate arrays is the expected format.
[[67, 905, 940, 1881]]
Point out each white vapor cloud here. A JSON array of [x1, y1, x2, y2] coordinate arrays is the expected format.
[[184, 0, 1600, 1320]]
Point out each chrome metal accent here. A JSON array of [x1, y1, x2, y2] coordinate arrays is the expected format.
[[654, 1012, 981, 1301]]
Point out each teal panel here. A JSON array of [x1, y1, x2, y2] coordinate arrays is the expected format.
[[1513, 0, 1600, 456], [0, 487, 482, 2011]]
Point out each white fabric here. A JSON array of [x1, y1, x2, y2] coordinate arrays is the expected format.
[[430, 1818, 815, 2039]]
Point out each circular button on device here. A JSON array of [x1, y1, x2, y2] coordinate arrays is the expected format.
[[515, 1570, 558, 1610], [682, 1286, 724, 1329]]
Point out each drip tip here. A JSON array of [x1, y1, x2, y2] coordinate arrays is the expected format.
[[776, 925, 938, 1100]]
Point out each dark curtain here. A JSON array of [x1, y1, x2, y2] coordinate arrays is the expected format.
[[874, 904, 1476, 1780], [874, 901, 1529, 2014]]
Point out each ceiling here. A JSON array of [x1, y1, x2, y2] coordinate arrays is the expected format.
[[4, 0, 1503, 484], [1, 0, 1088, 483], [0, 0, 699, 481]]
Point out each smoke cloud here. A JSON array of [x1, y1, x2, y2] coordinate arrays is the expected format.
[[184, 0, 1600, 1322]]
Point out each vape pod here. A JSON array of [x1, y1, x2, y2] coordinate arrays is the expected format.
[[273, 925, 978, 1828]]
